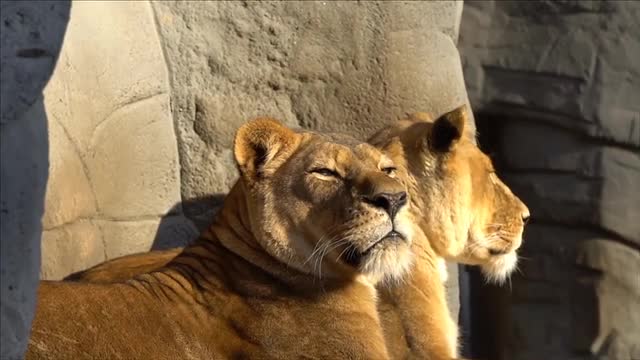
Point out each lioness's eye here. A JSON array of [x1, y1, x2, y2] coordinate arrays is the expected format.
[[310, 168, 341, 178], [382, 166, 397, 177]]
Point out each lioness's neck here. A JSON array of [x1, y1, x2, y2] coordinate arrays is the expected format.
[[168, 181, 347, 294], [398, 154, 458, 261]]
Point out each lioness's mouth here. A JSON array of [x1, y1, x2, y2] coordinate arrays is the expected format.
[[343, 231, 406, 267], [488, 248, 509, 256]]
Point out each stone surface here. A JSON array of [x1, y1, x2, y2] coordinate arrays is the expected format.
[[42, 113, 96, 228], [576, 240, 640, 359], [148, 215, 200, 251], [507, 225, 640, 360], [496, 121, 639, 244], [0, 1, 70, 358], [40, 221, 105, 281], [150, 0, 470, 213], [101, 216, 198, 260], [40, 215, 198, 280], [460, 1, 640, 148], [87, 93, 179, 219], [39, 0, 186, 281], [459, 1, 640, 359]]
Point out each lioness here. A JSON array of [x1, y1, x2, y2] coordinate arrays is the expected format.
[[369, 106, 530, 284], [27, 119, 416, 359], [64, 106, 530, 359], [370, 106, 530, 358]]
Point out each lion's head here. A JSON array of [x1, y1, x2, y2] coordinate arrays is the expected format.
[[369, 106, 530, 284], [233, 118, 414, 283]]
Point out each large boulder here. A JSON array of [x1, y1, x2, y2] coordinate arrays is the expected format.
[[150, 0, 470, 219], [39, 1, 194, 280]]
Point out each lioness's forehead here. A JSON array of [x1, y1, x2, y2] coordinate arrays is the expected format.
[[303, 131, 364, 148], [299, 130, 385, 165]]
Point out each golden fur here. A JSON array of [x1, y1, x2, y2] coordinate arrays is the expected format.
[[369, 106, 530, 284], [28, 119, 416, 359], [64, 106, 529, 359], [64, 248, 182, 283], [368, 105, 529, 358]]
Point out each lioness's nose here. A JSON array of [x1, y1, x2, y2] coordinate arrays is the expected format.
[[364, 191, 407, 219]]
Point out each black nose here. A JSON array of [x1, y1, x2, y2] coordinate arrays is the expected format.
[[364, 191, 408, 219], [522, 213, 530, 225]]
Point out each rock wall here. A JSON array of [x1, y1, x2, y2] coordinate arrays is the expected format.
[[150, 1, 471, 227], [39, 1, 196, 280], [459, 1, 640, 359], [1, 2, 70, 359]]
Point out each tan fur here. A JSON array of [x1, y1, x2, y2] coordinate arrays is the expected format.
[[370, 106, 530, 282], [28, 119, 416, 359], [64, 248, 182, 283]]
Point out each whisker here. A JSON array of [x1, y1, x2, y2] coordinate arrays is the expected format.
[[316, 237, 349, 279]]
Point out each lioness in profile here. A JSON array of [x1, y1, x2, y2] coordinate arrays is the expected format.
[[28, 119, 417, 359], [370, 106, 530, 358], [64, 106, 530, 359]]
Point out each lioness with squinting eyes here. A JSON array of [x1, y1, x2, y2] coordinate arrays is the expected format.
[[28, 119, 416, 359]]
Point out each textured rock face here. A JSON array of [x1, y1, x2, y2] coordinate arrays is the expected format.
[[150, 0, 470, 223], [0, 1, 70, 359], [462, 1, 640, 148], [459, 1, 640, 359], [39, 1, 195, 280]]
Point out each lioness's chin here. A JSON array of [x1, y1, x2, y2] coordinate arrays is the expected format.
[[480, 252, 518, 284], [358, 240, 413, 284]]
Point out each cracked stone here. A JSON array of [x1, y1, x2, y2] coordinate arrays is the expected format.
[[41, 221, 105, 280], [87, 93, 180, 219], [42, 113, 97, 229]]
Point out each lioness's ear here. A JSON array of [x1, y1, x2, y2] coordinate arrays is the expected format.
[[234, 118, 298, 179], [428, 105, 468, 152]]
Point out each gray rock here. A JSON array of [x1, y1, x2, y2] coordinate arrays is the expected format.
[[459, 1, 640, 359], [150, 0, 470, 215], [0, 1, 70, 358], [506, 225, 640, 360], [0, 1, 70, 123], [461, 0, 640, 148], [497, 121, 640, 244]]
